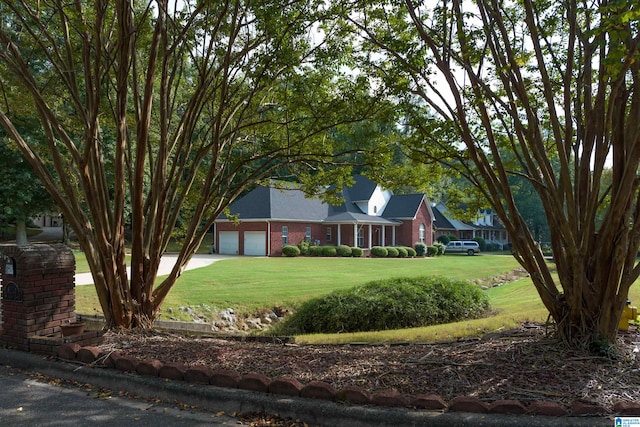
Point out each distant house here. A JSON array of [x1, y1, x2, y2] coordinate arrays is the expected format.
[[214, 176, 434, 256], [432, 202, 510, 248]]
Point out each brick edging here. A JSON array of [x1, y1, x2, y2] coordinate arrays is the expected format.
[[56, 343, 639, 417]]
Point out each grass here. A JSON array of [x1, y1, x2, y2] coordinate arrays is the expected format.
[[73, 254, 640, 344]]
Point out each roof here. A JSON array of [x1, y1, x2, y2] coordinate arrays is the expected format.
[[382, 194, 426, 219], [217, 175, 427, 225]]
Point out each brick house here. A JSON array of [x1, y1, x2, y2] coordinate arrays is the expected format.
[[214, 176, 434, 256], [432, 202, 510, 249]]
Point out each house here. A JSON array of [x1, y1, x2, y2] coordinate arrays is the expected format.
[[432, 202, 510, 248], [214, 176, 434, 256]]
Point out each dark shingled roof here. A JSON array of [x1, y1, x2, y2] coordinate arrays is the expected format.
[[382, 194, 425, 219], [431, 204, 456, 229]]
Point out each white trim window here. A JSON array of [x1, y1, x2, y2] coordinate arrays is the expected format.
[[306, 227, 312, 242], [419, 224, 426, 243], [282, 226, 288, 245], [357, 227, 365, 247], [326, 227, 332, 242]]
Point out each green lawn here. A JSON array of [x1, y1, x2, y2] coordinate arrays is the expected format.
[[73, 254, 640, 343]]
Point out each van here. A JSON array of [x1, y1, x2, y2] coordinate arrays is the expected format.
[[446, 240, 480, 255]]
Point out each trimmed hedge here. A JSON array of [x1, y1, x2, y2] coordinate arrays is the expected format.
[[336, 245, 352, 257], [427, 245, 439, 257], [371, 246, 388, 257], [322, 246, 337, 257], [415, 242, 427, 257], [351, 247, 364, 257], [396, 247, 408, 258], [386, 247, 399, 257], [272, 276, 491, 334], [309, 246, 323, 256], [282, 245, 300, 257]]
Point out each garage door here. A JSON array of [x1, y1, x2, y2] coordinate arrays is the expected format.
[[244, 231, 266, 256], [218, 231, 239, 254]]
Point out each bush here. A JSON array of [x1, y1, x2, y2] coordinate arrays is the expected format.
[[434, 242, 446, 255], [406, 247, 417, 257], [322, 246, 337, 257], [308, 246, 323, 257], [282, 245, 300, 257], [272, 276, 491, 334], [298, 241, 310, 256], [386, 247, 399, 257], [396, 247, 408, 258], [473, 237, 487, 251], [336, 245, 352, 257], [415, 242, 427, 257], [351, 247, 364, 257], [485, 243, 501, 252], [437, 235, 450, 245], [371, 246, 388, 257], [427, 245, 439, 257]]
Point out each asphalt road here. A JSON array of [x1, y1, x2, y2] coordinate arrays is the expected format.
[[0, 364, 240, 426]]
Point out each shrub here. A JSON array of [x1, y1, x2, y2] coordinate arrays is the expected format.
[[434, 242, 446, 255], [406, 247, 417, 257], [298, 241, 310, 256], [351, 247, 364, 257], [386, 247, 399, 257], [427, 245, 439, 257], [336, 245, 352, 257], [437, 235, 450, 245], [485, 243, 501, 252], [473, 237, 487, 251], [308, 246, 323, 257], [371, 246, 388, 257], [396, 247, 408, 258], [282, 245, 300, 257], [415, 242, 427, 257], [272, 276, 491, 334], [322, 246, 337, 257]]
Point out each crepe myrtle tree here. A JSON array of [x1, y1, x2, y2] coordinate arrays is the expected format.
[[0, 0, 389, 328], [346, 0, 640, 348]]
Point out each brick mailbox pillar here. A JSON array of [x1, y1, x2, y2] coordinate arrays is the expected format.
[[1, 244, 76, 351]]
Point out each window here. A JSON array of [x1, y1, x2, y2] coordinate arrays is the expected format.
[[326, 227, 332, 242], [373, 206, 377, 214], [305, 227, 312, 242], [282, 226, 288, 245], [419, 224, 426, 243], [357, 227, 365, 247]]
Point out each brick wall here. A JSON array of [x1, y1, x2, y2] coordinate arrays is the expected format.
[[1, 244, 76, 351]]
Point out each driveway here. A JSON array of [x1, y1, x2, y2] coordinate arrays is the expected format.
[[75, 254, 235, 286]]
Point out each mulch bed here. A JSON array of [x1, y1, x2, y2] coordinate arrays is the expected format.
[[97, 322, 640, 413]]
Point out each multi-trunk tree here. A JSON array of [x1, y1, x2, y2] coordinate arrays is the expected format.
[[348, 0, 640, 348], [0, 0, 386, 328]]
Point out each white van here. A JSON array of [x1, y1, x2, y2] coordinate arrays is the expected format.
[[446, 240, 480, 255]]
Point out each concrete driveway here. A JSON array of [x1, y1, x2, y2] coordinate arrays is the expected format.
[[75, 254, 235, 286]]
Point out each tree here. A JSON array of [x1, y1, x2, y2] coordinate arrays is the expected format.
[[348, 0, 640, 348], [0, 141, 56, 244], [0, 0, 386, 328]]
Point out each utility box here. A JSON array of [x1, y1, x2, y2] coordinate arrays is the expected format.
[[0, 244, 76, 350]]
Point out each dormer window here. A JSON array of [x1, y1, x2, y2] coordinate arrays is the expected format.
[[373, 206, 377, 214]]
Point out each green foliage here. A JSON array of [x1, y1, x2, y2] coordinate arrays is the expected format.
[[437, 235, 450, 245], [271, 276, 491, 334], [434, 242, 446, 255], [427, 246, 439, 257], [322, 246, 337, 257], [351, 247, 364, 257], [371, 246, 388, 257], [336, 245, 352, 257], [406, 247, 417, 257], [396, 247, 408, 258], [473, 237, 486, 252], [386, 247, 399, 257], [309, 246, 323, 257], [415, 242, 427, 256], [282, 245, 300, 257], [298, 241, 310, 256]]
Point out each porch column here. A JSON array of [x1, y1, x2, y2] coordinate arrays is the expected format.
[[368, 224, 373, 249], [354, 224, 358, 247], [392, 226, 396, 246], [381, 226, 386, 247], [337, 224, 342, 246]]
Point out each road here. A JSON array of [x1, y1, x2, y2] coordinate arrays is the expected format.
[[0, 364, 240, 426]]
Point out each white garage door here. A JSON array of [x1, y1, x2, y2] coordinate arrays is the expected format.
[[244, 231, 266, 256], [218, 231, 239, 254]]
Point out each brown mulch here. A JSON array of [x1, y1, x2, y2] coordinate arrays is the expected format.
[[97, 323, 640, 413]]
